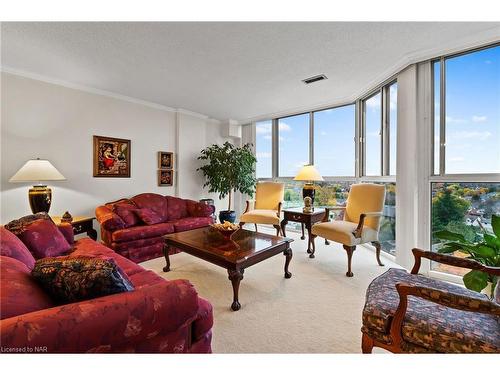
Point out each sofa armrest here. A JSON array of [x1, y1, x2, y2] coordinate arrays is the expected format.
[[0, 279, 200, 353], [187, 200, 215, 218], [95, 205, 126, 231], [57, 222, 74, 245]]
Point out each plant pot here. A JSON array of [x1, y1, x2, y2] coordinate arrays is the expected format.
[[219, 210, 236, 223]]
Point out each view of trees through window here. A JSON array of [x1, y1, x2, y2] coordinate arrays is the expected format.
[[431, 182, 500, 275]]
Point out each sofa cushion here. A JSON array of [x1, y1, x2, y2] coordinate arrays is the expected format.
[[363, 268, 499, 353], [186, 200, 214, 218], [5, 213, 71, 259], [135, 208, 164, 225], [31, 256, 134, 303], [166, 196, 188, 220], [129, 270, 165, 289], [0, 256, 54, 319], [0, 226, 36, 270], [114, 203, 140, 227], [70, 238, 145, 277], [170, 217, 213, 232], [132, 193, 169, 222], [111, 222, 175, 243]]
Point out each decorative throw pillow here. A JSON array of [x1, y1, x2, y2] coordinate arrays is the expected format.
[[0, 226, 36, 270], [186, 200, 215, 218], [31, 256, 134, 303], [5, 213, 71, 259], [114, 203, 140, 227], [134, 208, 164, 225]]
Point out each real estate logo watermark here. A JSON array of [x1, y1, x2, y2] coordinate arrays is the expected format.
[[1, 346, 48, 353]]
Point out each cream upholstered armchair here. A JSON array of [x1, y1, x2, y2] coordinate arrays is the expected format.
[[311, 183, 386, 277], [239, 181, 284, 236]]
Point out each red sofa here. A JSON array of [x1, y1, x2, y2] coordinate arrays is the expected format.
[[0, 224, 213, 353], [96, 193, 215, 263]]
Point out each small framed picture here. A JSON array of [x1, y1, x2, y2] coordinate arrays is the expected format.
[[158, 151, 173, 169], [158, 169, 174, 186]]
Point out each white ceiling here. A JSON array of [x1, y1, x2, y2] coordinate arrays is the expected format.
[[1, 22, 499, 122]]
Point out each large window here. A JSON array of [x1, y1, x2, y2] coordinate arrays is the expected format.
[[431, 44, 500, 276], [314, 104, 355, 176], [361, 81, 398, 176], [255, 120, 273, 178], [278, 113, 310, 177], [433, 44, 500, 175]]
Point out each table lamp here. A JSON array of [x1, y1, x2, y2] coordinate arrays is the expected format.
[[9, 158, 66, 214], [293, 165, 324, 206]]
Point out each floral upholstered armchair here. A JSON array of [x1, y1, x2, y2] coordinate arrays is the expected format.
[[361, 248, 500, 353]]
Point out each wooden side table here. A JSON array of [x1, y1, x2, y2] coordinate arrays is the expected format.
[[51, 216, 98, 241], [280, 208, 328, 257]]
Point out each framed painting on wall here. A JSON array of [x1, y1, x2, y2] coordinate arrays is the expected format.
[[158, 169, 174, 186], [158, 151, 174, 169], [93, 135, 131, 177]]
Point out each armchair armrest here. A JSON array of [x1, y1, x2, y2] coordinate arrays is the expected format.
[[95, 205, 126, 232], [0, 279, 200, 353], [389, 282, 500, 348], [410, 248, 500, 276], [57, 222, 74, 245], [277, 201, 283, 217], [243, 200, 255, 214], [353, 211, 383, 239]]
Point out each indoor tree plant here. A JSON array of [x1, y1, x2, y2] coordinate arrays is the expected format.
[[434, 214, 500, 296], [197, 141, 257, 223]]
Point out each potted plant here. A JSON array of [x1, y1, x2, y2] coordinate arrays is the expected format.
[[434, 214, 500, 296], [197, 141, 257, 223]]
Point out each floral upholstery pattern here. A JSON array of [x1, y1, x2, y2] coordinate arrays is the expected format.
[[0, 226, 36, 270], [0, 256, 54, 320], [96, 194, 214, 263], [134, 208, 164, 225], [132, 193, 169, 222], [166, 196, 188, 220], [111, 223, 175, 243], [95, 205, 126, 231], [362, 268, 500, 353], [31, 256, 134, 303], [1, 229, 214, 353], [5, 214, 71, 259], [113, 203, 138, 228], [171, 217, 214, 232], [57, 222, 75, 245]]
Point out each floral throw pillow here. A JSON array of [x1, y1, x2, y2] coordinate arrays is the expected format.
[[31, 256, 134, 303], [134, 208, 164, 225]]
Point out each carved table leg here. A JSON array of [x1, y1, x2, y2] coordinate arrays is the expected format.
[[371, 241, 385, 266], [343, 245, 356, 277], [284, 247, 293, 278], [325, 239, 330, 245], [163, 243, 171, 272], [361, 333, 374, 354], [306, 223, 313, 254], [309, 234, 317, 258], [280, 219, 288, 237], [228, 268, 244, 311], [300, 223, 305, 240]]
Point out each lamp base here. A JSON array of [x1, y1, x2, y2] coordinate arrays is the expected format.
[[302, 183, 315, 205], [29, 185, 52, 214]]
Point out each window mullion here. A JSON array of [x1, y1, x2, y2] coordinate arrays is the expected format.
[[309, 112, 314, 165], [439, 57, 446, 176], [272, 118, 279, 179]]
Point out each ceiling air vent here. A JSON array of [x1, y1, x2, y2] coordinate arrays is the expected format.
[[302, 74, 328, 85]]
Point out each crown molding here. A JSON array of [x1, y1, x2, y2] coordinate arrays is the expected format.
[[240, 26, 500, 124], [0, 66, 216, 121]]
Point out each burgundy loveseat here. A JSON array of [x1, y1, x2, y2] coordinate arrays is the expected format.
[[0, 223, 213, 353], [95, 193, 215, 263]]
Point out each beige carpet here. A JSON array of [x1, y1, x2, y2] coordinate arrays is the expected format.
[[140, 227, 400, 353]]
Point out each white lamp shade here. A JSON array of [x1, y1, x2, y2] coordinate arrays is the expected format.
[[293, 165, 324, 182], [9, 159, 66, 182]]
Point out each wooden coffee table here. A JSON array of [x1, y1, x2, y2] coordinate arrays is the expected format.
[[163, 227, 293, 311]]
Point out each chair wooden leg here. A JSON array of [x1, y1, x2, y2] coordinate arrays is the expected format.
[[371, 241, 384, 266], [343, 245, 356, 277], [254, 223, 258, 232], [309, 234, 316, 258], [300, 223, 305, 240], [240, 222, 246, 229], [273, 224, 281, 236], [361, 333, 374, 354]]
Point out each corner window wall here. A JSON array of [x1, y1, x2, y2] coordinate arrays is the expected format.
[[278, 114, 310, 177], [255, 120, 273, 178], [431, 44, 500, 276]]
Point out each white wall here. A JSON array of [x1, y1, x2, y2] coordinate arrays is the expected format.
[[0, 72, 232, 226]]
